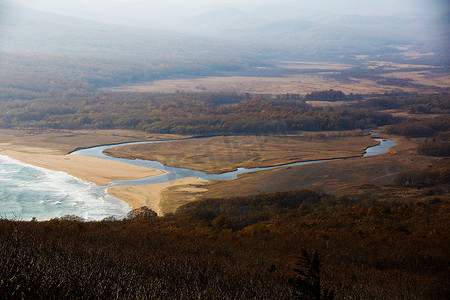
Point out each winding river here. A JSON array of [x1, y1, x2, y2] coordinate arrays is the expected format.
[[72, 133, 397, 187]]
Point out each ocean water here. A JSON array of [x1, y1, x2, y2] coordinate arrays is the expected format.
[[0, 154, 131, 221]]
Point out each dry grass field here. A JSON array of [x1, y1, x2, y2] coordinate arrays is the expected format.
[[162, 134, 447, 209], [0, 129, 189, 154], [378, 71, 450, 88], [104, 130, 376, 174], [277, 61, 354, 70], [107, 74, 419, 95], [158, 179, 210, 214], [103, 130, 387, 213], [107, 60, 449, 95], [365, 60, 437, 70]]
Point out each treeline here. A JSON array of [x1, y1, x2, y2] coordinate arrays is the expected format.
[[1, 186, 448, 299], [0, 92, 396, 134], [304, 89, 362, 102], [355, 94, 450, 114], [385, 115, 450, 138]]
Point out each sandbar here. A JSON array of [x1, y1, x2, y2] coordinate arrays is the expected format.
[[1, 149, 163, 186]]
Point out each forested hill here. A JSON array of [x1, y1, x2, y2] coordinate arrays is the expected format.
[[0, 1, 240, 59]]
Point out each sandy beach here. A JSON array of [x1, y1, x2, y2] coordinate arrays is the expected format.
[[108, 177, 208, 216], [0, 148, 205, 215], [1, 150, 164, 186], [0, 129, 203, 215], [1, 148, 207, 216]]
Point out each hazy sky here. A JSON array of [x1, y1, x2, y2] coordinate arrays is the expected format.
[[13, 0, 449, 17], [1, 0, 448, 59], [6, 0, 450, 32]]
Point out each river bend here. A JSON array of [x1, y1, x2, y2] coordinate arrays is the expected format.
[[72, 134, 397, 186]]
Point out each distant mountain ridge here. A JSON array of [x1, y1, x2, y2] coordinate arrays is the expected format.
[[0, 2, 238, 59], [1, 1, 448, 63]]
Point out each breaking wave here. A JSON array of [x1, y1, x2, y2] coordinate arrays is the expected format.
[[0, 154, 131, 221]]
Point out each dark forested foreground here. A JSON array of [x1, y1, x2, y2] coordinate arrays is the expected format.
[[1, 180, 449, 299]]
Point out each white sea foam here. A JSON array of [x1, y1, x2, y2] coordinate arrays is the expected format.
[[0, 154, 131, 221]]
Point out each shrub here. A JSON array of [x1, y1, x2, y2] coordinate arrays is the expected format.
[[126, 206, 158, 219]]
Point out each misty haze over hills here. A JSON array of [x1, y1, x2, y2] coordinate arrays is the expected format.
[[0, 0, 449, 60], [0, 0, 448, 100], [9, 0, 450, 28], [1, 0, 448, 64]]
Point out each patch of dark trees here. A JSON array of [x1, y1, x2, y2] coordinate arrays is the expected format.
[[385, 115, 449, 138], [304, 89, 362, 101]]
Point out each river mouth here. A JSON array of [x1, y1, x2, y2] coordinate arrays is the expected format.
[[72, 133, 398, 186]]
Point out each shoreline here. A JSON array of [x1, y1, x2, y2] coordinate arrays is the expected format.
[[0, 147, 207, 216], [0, 148, 175, 215], [1, 149, 164, 186], [0, 129, 210, 216], [0, 129, 399, 217]]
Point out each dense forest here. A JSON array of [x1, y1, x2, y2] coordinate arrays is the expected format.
[[1, 178, 449, 298], [385, 116, 450, 138], [0, 88, 401, 134], [2, 89, 449, 135], [356, 94, 450, 114]]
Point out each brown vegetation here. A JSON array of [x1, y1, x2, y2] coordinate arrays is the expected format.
[[357, 94, 450, 115], [418, 140, 450, 157], [104, 131, 376, 173], [188, 136, 448, 205], [0, 91, 396, 135], [1, 187, 448, 299], [385, 115, 449, 138], [0, 128, 188, 154], [106, 67, 448, 95], [394, 167, 450, 188]]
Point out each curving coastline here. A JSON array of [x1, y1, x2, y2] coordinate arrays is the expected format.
[[1, 131, 398, 218]]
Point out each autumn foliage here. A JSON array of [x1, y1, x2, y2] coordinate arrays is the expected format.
[[0, 91, 396, 134], [1, 186, 448, 299]]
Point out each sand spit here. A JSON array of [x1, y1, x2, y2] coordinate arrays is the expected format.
[[1, 150, 163, 186]]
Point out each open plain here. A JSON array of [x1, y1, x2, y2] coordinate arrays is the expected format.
[[107, 60, 449, 95]]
